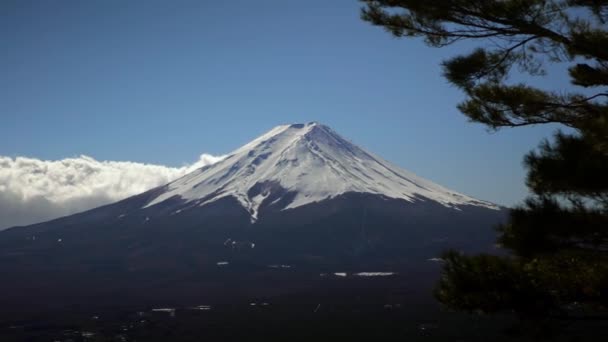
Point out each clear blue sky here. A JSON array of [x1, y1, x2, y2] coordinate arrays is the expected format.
[[1, 0, 570, 206]]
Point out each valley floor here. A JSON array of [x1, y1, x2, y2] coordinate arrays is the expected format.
[[1, 280, 603, 342]]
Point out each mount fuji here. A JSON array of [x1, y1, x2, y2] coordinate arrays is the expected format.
[[0, 122, 506, 314]]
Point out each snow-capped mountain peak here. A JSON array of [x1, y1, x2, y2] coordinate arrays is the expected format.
[[144, 122, 498, 221]]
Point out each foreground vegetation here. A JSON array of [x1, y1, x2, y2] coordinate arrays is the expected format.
[[362, 0, 608, 324]]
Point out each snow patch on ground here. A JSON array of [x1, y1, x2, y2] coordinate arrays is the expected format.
[[428, 258, 444, 262], [353, 272, 396, 277], [190, 305, 211, 311]]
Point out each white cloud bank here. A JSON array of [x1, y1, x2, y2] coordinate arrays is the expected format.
[[0, 154, 224, 230]]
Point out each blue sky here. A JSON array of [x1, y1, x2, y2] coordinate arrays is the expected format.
[[1, 0, 571, 206]]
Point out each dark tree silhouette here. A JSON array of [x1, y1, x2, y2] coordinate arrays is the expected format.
[[361, 0, 608, 320]]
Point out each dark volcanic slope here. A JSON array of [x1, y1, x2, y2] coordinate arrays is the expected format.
[[0, 189, 505, 316]]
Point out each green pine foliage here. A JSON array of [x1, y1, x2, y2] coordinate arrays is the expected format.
[[361, 0, 608, 318]]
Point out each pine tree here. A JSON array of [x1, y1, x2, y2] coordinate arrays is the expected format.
[[361, 0, 608, 319]]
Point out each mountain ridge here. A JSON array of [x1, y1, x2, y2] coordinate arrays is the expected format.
[[0, 122, 507, 318]]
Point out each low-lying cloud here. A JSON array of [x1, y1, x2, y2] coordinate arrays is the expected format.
[[0, 154, 224, 230]]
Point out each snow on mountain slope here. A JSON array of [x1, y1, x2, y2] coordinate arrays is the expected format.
[[144, 122, 498, 221]]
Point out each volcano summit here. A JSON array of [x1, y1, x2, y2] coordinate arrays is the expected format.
[[143, 122, 497, 222]]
